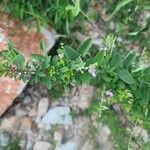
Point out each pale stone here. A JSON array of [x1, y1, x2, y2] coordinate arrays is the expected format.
[[26, 141, 34, 150], [0, 132, 10, 146], [20, 117, 32, 130], [56, 141, 77, 150], [29, 108, 37, 117], [81, 140, 95, 150], [26, 131, 35, 150], [33, 141, 51, 150], [0, 116, 32, 132], [42, 106, 73, 125], [133, 126, 149, 143], [15, 108, 28, 117], [54, 130, 63, 146], [23, 96, 32, 104], [38, 98, 49, 117], [96, 125, 114, 150], [78, 85, 94, 110], [0, 116, 17, 130], [19, 139, 27, 149], [97, 126, 111, 144]]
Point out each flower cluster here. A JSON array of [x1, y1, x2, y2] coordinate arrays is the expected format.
[[88, 66, 96, 77], [105, 90, 113, 97]]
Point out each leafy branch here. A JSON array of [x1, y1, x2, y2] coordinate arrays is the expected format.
[[0, 37, 149, 118]]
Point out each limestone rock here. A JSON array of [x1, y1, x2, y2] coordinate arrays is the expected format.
[[0, 13, 56, 116], [133, 126, 149, 143], [0, 116, 18, 131], [42, 106, 73, 125], [56, 141, 77, 150], [54, 129, 63, 146], [20, 117, 32, 130], [80, 140, 95, 150], [15, 108, 28, 117], [0, 132, 10, 147], [78, 85, 94, 110], [29, 108, 37, 117], [23, 96, 32, 104], [33, 141, 51, 150], [37, 98, 49, 117], [0, 116, 32, 131], [97, 126, 114, 150]]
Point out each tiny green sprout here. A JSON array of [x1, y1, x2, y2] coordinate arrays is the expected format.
[[104, 34, 117, 52], [97, 103, 108, 117], [66, 0, 81, 17]]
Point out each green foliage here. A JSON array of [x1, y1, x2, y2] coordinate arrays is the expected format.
[[94, 51, 104, 67], [0, 42, 26, 79], [123, 52, 136, 68], [117, 69, 134, 84], [77, 38, 92, 57], [101, 110, 130, 150], [108, 0, 134, 20], [66, 0, 81, 17], [0, 35, 149, 121], [1, 0, 70, 32], [64, 46, 80, 60], [4, 139, 21, 150], [105, 0, 150, 51], [1, 0, 90, 33], [110, 52, 122, 69]]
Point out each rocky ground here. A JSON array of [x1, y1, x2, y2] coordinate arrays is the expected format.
[[0, 84, 149, 150], [0, 84, 115, 150]]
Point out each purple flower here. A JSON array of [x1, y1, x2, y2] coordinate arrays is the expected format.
[[11, 65, 17, 73], [88, 67, 96, 77], [105, 90, 113, 97]]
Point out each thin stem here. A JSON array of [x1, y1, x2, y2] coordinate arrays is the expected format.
[[72, 0, 104, 37], [123, 51, 133, 61], [127, 114, 140, 150], [80, 10, 104, 37]]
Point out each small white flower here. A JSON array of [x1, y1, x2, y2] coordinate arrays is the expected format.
[[88, 67, 96, 77], [58, 53, 64, 59], [105, 90, 113, 97]]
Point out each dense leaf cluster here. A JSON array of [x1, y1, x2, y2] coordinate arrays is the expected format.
[[0, 38, 149, 119], [1, 0, 90, 33]]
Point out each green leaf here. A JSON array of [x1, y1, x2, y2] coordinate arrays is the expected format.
[[133, 64, 148, 73], [13, 54, 25, 67], [95, 51, 104, 66], [40, 39, 47, 52], [77, 38, 92, 56], [65, 0, 80, 17], [139, 86, 150, 103], [36, 18, 41, 32], [108, 0, 134, 20], [123, 52, 136, 68], [42, 76, 52, 89], [110, 52, 122, 69], [64, 46, 80, 60], [117, 69, 134, 84], [143, 66, 150, 75], [66, 5, 80, 17], [71, 58, 85, 70], [37, 72, 46, 77], [128, 32, 139, 36], [31, 54, 45, 62], [79, 72, 91, 84], [142, 4, 150, 10], [86, 57, 95, 66]]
